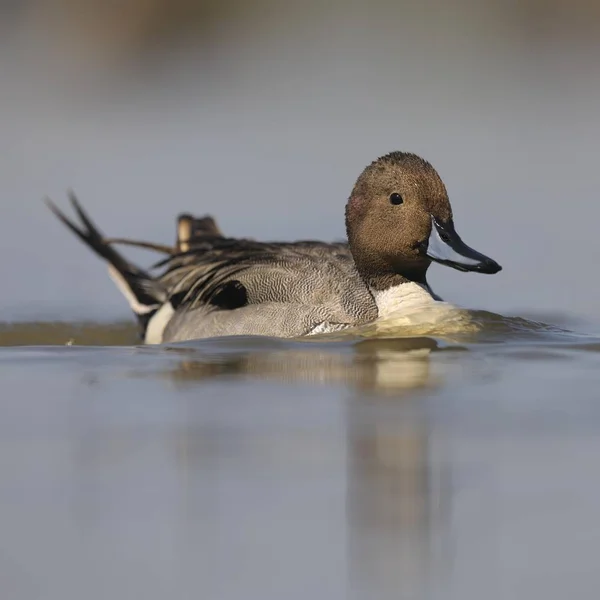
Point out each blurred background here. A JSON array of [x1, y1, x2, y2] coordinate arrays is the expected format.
[[1, 0, 600, 324]]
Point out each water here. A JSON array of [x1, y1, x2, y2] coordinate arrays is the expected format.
[[2, 314, 600, 599]]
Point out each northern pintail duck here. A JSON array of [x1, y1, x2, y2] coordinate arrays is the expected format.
[[46, 152, 501, 343]]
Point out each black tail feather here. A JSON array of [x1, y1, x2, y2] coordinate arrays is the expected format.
[[46, 193, 165, 324]]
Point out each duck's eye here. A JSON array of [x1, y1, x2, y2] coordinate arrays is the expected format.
[[389, 193, 404, 205]]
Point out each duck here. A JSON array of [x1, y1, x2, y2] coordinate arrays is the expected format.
[[46, 151, 501, 343]]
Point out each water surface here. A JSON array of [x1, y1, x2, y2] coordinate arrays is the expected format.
[[1, 314, 600, 599]]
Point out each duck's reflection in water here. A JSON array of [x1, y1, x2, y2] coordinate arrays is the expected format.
[[62, 336, 455, 599], [159, 335, 449, 395], [345, 384, 447, 599], [159, 336, 449, 598]]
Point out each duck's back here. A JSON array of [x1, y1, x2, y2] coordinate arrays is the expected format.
[[158, 240, 377, 341]]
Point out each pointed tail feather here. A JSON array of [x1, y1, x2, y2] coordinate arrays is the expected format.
[[103, 237, 175, 254], [46, 192, 166, 329]]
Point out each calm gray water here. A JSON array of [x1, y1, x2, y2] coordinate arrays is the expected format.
[[2, 315, 600, 600]]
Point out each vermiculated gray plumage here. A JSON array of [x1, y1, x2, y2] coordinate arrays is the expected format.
[[157, 241, 378, 340]]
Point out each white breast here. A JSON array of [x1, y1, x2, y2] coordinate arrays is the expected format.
[[368, 282, 477, 336], [372, 282, 437, 319]]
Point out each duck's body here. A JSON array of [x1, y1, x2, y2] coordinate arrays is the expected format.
[[157, 241, 378, 342], [47, 152, 501, 343]]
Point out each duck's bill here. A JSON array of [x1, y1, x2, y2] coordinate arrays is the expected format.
[[426, 217, 502, 274]]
